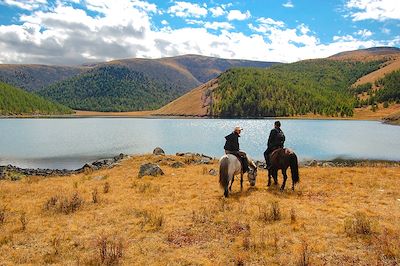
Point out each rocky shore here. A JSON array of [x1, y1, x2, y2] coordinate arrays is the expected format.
[[0, 153, 127, 180], [1, 148, 399, 180]]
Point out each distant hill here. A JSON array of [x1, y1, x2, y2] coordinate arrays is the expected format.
[[0, 65, 86, 92], [0, 82, 72, 115], [154, 47, 400, 118], [37, 65, 192, 112], [329, 46, 400, 61], [35, 55, 277, 112]]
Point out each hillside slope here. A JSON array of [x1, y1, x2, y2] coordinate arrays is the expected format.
[[156, 47, 400, 118], [0, 82, 72, 115], [0, 65, 86, 92], [37, 65, 187, 112], [36, 55, 277, 112]]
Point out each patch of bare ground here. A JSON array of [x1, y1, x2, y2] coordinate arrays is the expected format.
[[1, 155, 399, 264]]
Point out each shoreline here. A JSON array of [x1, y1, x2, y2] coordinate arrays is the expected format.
[[1, 153, 399, 178]]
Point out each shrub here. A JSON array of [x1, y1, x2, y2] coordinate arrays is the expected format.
[[0, 206, 6, 225], [296, 241, 311, 266], [44, 192, 84, 214], [133, 209, 164, 231], [103, 182, 110, 193], [383, 101, 389, 108], [258, 201, 281, 223], [20, 212, 27, 231], [96, 234, 124, 266], [92, 188, 99, 204], [344, 212, 372, 236], [291, 208, 297, 223]]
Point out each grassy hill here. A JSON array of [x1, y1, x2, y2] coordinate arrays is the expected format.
[[0, 65, 85, 92], [154, 47, 400, 118], [36, 56, 276, 112], [0, 155, 399, 264], [0, 82, 72, 115], [37, 65, 187, 112]]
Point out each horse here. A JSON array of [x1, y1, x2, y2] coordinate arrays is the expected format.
[[219, 153, 258, 197], [267, 148, 299, 191]]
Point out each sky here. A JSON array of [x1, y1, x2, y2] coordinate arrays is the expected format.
[[0, 0, 399, 65]]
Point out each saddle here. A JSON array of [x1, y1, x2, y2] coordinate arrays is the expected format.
[[270, 148, 292, 159], [233, 152, 249, 173]]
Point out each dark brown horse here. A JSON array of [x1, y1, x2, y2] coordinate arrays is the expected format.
[[267, 148, 299, 191]]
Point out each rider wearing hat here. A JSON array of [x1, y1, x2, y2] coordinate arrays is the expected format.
[[224, 126, 249, 172], [264, 121, 285, 169]]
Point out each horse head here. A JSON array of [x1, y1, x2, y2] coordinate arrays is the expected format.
[[247, 159, 258, 186]]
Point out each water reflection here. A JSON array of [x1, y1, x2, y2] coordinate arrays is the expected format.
[[0, 118, 399, 169]]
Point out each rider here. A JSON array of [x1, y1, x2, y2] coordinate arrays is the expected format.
[[264, 121, 285, 169], [224, 126, 249, 173]]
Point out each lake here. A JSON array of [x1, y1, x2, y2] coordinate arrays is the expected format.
[[0, 118, 399, 169]]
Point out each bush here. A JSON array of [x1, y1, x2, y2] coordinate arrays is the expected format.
[[0, 206, 6, 225], [344, 212, 372, 236], [95, 234, 124, 266], [103, 182, 110, 193], [19, 212, 27, 231], [44, 192, 84, 214], [92, 188, 99, 204], [258, 201, 281, 223]]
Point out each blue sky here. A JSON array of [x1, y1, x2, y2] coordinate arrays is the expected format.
[[0, 0, 399, 65]]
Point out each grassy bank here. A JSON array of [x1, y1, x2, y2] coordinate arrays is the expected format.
[[0, 155, 399, 265]]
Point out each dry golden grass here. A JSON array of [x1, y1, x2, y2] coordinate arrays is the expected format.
[[352, 56, 400, 87], [154, 79, 218, 117], [1, 155, 399, 265], [353, 103, 400, 120]]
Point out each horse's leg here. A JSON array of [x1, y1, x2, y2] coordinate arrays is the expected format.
[[240, 172, 243, 191], [224, 187, 229, 197], [281, 169, 288, 191], [273, 169, 278, 185], [229, 175, 234, 191], [267, 169, 271, 187]]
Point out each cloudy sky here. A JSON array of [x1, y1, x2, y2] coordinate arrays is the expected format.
[[0, 0, 399, 65]]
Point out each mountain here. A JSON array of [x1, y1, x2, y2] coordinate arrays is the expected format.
[[154, 47, 400, 118], [37, 65, 189, 112], [35, 55, 277, 112], [0, 81, 72, 115], [0, 65, 86, 92]]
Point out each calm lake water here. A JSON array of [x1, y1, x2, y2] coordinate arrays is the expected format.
[[0, 118, 399, 169]]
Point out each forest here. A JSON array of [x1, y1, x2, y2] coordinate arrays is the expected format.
[[37, 65, 186, 112], [211, 59, 384, 117], [0, 82, 72, 115]]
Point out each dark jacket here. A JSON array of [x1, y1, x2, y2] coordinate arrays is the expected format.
[[267, 127, 285, 149], [224, 132, 240, 151]]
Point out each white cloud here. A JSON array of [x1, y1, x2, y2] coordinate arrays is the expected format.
[[381, 27, 391, 34], [204, 22, 234, 30], [282, 0, 294, 8], [333, 35, 357, 42], [0, 0, 47, 10], [209, 6, 226, 17], [346, 0, 400, 21], [168, 1, 207, 18], [227, 10, 251, 21], [248, 17, 285, 34], [355, 29, 373, 38], [0, 0, 398, 65], [258, 17, 285, 27]]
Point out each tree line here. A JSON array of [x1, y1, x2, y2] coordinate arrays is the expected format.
[[211, 59, 384, 117], [0, 82, 72, 115]]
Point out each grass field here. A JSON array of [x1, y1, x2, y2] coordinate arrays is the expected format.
[[1, 155, 399, 265]]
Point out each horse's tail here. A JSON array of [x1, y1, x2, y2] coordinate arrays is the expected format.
[[219, 156, 230, 190], [289, 152, 299, 184]]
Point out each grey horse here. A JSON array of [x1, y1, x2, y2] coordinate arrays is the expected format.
[[219, 154, 258, 197]]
